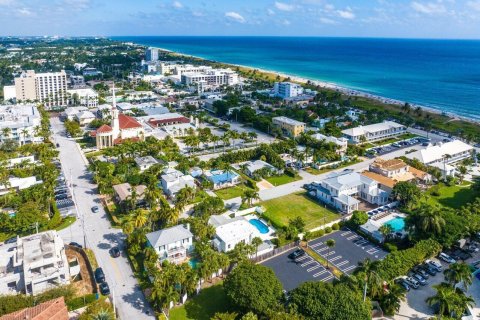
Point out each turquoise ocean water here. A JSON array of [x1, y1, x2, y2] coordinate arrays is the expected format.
[[113, 36, 480, 121]]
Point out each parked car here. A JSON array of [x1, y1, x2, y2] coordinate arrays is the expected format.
[[55, 194, 68, 201], [426, 259, 443, 272], [412, 266, 429, 279], [99, 282, 110, 295], [56, 143, 60, 147], [91, 206, 99, 213], [4, 237, 17, 244], [405, 277, 420, 289], [110, 247, 121, 258], [412, 273, 427, 285], [94, 268, 105, 283], [439, 252, 456, 264], [288, 249, 305, 260], [420, 263, 437, 276], [394, 278, 410, 291], [55, 189, 68, 195], [69, 242, 82, 249]]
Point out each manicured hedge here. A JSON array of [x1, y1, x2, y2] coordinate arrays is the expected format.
[[376, 239, 442, 281], [66, 294, 97, 311]]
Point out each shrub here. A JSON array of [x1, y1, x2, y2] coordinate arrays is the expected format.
[[383, 243, 398, 252], [331, 223, 340, 231], [324, 227, 332, 234], [311, 229, 325, 238], [66, 294, 97, 311]]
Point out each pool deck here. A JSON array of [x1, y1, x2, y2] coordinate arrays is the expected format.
[[244, 214, 276, 241]]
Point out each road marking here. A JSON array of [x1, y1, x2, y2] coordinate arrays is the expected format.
[[315, 247, 328, 252], [310, 242, 324, 248], [336, 260, 349, 267], [295, 255, 309, 261], [341, 231, 351, 236], [343, 265, 357, 272], [356, 240, 369, 245], [367, 248, 379, 254], [301, 260, 316, 267], [346, 235, 358, 240], [323, 251, 336, 257], [313, 270, 328, 277], [307, 264, 321, 272], [329, 256, 342, 262], [322, 275, 334, 282]]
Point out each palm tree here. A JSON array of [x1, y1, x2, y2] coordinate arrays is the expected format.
[[426, 283, 473, 318], [444, 262, 473, 290], [381, 283, 407, 315], [1, 127, 11, 140], [379, 224, 393, 242], [325, 239, 335, 269], [129, 209, 149, 228], [251, 237, 263, 258], [303, 231, 312, 248], [91, 310, 114, 320], [413, 204, 446, 236], [241, 189, 260, 207], [358, 258, 383, 301]]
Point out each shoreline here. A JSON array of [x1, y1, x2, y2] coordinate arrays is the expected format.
[[143, 44, 477, 124]]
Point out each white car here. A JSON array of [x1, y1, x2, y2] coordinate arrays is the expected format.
[[439, 253, 456, 264], [426, 259, 443, 271]]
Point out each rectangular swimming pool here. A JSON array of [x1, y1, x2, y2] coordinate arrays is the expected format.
[[249, 219, 269, 234], [383, 216, 405, 232]]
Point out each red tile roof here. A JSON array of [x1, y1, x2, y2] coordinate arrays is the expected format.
[[0, 297, 68, 320], [119, 113, 142, 129], [96, 124, 113, 133], [148, 117, 190, 127]]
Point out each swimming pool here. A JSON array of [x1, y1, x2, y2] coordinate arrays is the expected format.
[[383, 217, 405, 232], [249, 219, 269, 234], [188, 258, 200, 269], [209, 171, 239, 184]]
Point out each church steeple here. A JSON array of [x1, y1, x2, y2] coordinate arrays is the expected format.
[[111, 83, 120, 135]]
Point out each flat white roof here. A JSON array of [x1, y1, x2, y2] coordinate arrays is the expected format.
[[272, 116, 305, 126], [215, 218, 258, 244], [342, 121, 404, 137], [406, 140, 473, 164]]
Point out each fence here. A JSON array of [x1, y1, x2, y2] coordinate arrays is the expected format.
[[250, 240, 300, 264]]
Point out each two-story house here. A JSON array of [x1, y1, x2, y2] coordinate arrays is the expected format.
[[146, 224, 194, 265]]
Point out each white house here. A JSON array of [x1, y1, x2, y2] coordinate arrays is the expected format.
[[134, 156, 159, 172], [208, 215, 258, 252], [146, 224, 193, 265], [0, 104, 42, 144], [341, 121, 406, 144], [204, 170, 241, 190], [0, 231, 70, 295], [235, 160, 281, 178], [311, 133, 348, 154], [311, 169, 390, 214], [406, 140, 473, 166], [67, 88, 99, 108], [160, 168, 196, 199], [75, 110, 96, 126], [0, 176, 43, 196]]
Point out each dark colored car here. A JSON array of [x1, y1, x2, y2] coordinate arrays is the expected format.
[[288, 249, 305, 260], [94, 268, 105, 283], [110, 247, 121, 258], [99, 282, 110, 295], [56, 143, 60, 147], [4, 237, 17, 244], [412, 266, 429, 279], [55, 189, 68, 195], [91, 206, 99, 213], [397, 281, 410, 291], [55, 194, 68, 201], [69, 242, 82, 249]]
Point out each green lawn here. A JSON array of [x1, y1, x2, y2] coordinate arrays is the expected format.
[[170, 284, 229, 320], [266, 174, 302, 186], [214, 184, 252, 200], [305, 159, 362, 176], [260, 192, 340, 230], [425, 182, 476, 209]]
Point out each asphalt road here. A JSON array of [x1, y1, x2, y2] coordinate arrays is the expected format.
[[51, 118, 154, 320]]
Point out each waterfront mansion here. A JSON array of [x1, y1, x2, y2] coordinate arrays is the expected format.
[[310, 169, 390, 214], [341, 121, 406, 144]]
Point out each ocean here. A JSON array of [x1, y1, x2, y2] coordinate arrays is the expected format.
[[113, 36, 480, 121]]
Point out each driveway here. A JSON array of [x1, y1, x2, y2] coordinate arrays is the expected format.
[[51, 117, 154, 319]]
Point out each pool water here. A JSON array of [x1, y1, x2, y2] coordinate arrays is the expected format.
[[384, 217, 405, 232], [249, 219, 269, 234], [188, 258, 200, 269], [209, 170, 239, 184]]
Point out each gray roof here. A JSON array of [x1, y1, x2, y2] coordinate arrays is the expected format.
[[335, 194, 360, 205], [322, 169, 374, 191], [134, 156, 158, 167], [146, 225, 193, 248]]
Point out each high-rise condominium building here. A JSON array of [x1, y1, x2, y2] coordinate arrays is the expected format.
[[14, 70, 67, 107], [145, 47, 159, 62]]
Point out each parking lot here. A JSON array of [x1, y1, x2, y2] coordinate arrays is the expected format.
[[308, 228, 388, 275], [261, 247, 335, 291], [262, 229, 388, 291], [367, 137, 425, 157]]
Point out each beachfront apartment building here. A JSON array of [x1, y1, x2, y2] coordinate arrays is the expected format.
[[145, 47, 159, 62], [274, 82, 304, 99], [311, 133, 348, 155], [67, 88, 98, 108], [311, 169, 390, 214], [341, 121, 406, 144], [406, 140, 473, 165], [0, 104, 42, 145], [272, 116, 306, 137], [0, 231, 70, 295], [146, 224, 194, 265], [14, 70, 68, 107], [181, 69, 239, 90]]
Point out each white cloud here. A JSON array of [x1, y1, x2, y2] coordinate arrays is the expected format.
[[411, 1, 446, 15], [467, 0, 480, 11], [275, 1, 295, 11], [225, 11, 245, 23], [0, 0, 14, 5], [324, 4, 335, 11], [172, 1, 183, 9], [320, 17, 336, 24], [63, 0, 91, 11], [17, 7, 33, 16], [282, 19, 291, 25], [192, 11, 204, 17], [267, 8, 275, 15], [337, 7, 355, 19]]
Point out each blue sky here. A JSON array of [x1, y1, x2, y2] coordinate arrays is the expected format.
[[0, 0, 479, 38]]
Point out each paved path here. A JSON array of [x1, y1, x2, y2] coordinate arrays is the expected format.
[[51, 118, 154, 320]]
